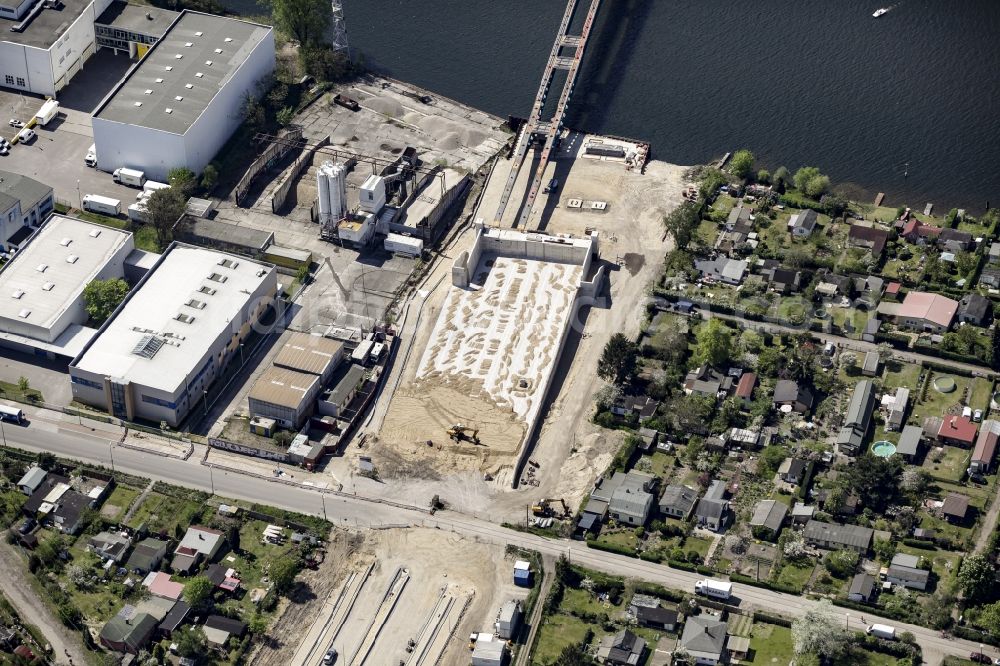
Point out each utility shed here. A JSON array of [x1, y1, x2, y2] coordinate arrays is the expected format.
[[471, 634, 507, 666], [497, 600, 521, 639]]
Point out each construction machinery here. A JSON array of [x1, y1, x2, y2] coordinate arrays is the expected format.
[[531, 498, 570, 518], [446, 423, 480, 444]]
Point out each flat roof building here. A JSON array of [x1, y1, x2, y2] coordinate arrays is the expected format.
[[0, 215, 132, 358], [92, 10, 275, 180], [69, 243, 276, 426], [94, 1, 177, 58], [273, 331, 343, 383], [0, 171, 55, 251], [247, 367, 319, 430]]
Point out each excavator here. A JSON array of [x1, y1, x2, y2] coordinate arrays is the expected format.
[[446, 423, 480, 444], [531, 498, 570, 519]]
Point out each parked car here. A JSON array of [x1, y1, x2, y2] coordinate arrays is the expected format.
[[974, 409, 983, 422], [969, 653, 992, 664], [16, 128, 35, 143], [8, 119, 24, 128], [17, 518, 36, 535], [322, 648, 338, 664]]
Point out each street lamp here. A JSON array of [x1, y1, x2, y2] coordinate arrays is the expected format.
[[321, 493, 328, 521], [0, 418, 6, 447], [208, 464, 215, 495], [76, 179, 81, 210], [202, 389, 209, 417], [108, 442, 115, 473], [239, 342, 245, 366]]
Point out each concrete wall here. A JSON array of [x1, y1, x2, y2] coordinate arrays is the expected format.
[[92, 119, 186, 181], [50, 0, 107, 93], [0, 41, 54, 95]]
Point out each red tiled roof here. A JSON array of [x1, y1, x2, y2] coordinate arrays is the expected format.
[[886, 282, 901, 295], [937, 415, 977, 444], [736, 372, 757, 398], [899, 292, 958, 329]]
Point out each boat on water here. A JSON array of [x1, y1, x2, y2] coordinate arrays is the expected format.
[[872, 7, 890, 17]]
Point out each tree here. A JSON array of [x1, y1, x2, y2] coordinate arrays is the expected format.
[[958, 553, 994, 602], [17, 376, 29, 393], [167, 167, 197, 196], [901, 468, 929, 495], [184, 576, 214, 609], [593, 384, 622, 412], [597, 333, 639, 386], [301, 45, 351, 82], [793, 166, 831, 199], [200, 164, 219, 192], [662, 201, 700, 248], [554, 644, 594, 665], [791, 599, 849, 659], [738, 329, 764, 355], [756, 169, 771, 185], [276, 107, 295, 127], [976, 601, 1000, 636], [872, 538, 896, 564], [175, 627, 208, 659], [144, 186, 186, 249], [272, 0, 331, 46], [773, 166, 789, 187], [269, 554, 301, 594], [698, 168, 728, 200], [692, 318, 733, 368], [82, 278, 129, 325], [823, 549, 859, 578], [729, 149, 755, 179], [759, 445, 787, 475], [793, 166, 822, 192], [842, 453, 903, 512], [955, 251, 979, 277]]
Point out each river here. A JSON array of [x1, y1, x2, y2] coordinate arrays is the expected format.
[[226, 0, 1000, 212]]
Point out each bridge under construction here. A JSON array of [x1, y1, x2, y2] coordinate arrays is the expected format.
[[494, 0, 603, 229]]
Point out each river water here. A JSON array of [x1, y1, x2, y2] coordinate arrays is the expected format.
[[230, 0, 1000, 212]]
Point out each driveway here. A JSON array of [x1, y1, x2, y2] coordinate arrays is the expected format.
[[0, 347, 73, 406]]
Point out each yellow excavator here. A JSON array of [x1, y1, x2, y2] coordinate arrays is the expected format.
[[531, 498, 570, 518], [446, 423, 480, 444]]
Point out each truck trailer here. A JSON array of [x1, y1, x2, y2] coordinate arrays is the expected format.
[[34, 99, 59, 126], [85, 144, 97, 168], [113, 168, 146, 188], [128, 201, 149, 224], [384, 233, 424, 257], [143, 181, 171, 195], [695, 579, 733, 600], [866, 624, 896, 640], [82, 194, 122, 217]]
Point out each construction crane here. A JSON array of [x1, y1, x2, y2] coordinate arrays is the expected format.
[[446, 423, 480, 444], [531, 498, 570, 518]]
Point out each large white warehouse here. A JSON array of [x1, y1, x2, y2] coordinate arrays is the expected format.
[[0, 214, 132, 358], [91, 10, 274, 181], [70, 243, 276, 426], [0, 0, 114, 96]]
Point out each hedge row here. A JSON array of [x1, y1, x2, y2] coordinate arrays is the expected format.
[[585, 539, 637, 558], [752, 611, 792, 628], [729, 573, 801, 595], [831, 597, 910, 624], [953, 625, 1000, 648]]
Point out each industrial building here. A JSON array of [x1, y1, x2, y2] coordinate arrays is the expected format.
[[0, 214, 132, 358], [92, 11, 275, 180], [69, 243, 277, 426], [273, 331, 343, 383], [0, 170, 54, 252], [93, 1, 176, 58], [0, 0, 113, 96], [247, 367, 319, 430]]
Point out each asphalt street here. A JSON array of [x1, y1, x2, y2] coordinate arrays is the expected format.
[[2, 418, 987, 664]]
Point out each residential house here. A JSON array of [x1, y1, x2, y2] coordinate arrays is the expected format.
[[855, 275, 885, 301], [629, 594, 678, 631], [802, 519, 873, 554], [576, 496, 609, 536], [937, 415, 977, 447], [735, 372, 756, 405], [773, 380, 814, 413], [143, 572, 185, 601], [790, 502, 815, 525], [958, 293, 992, 326], [886, 553, 930, 591], [597, 629, 646, 666], [126, 538, 169, 574], [815, 272, 854, 299], [937, 228, 974, 253], [727, 636, 751, 663], [637, 427, 659, 452], [837, 380, 877, 455], [88, 531, 132, 563], [727, 205, 751, 229], [694, 480, 729, 532], [970, 420, 1000, 475], [679, 616, 728, 666], [848, 573, 876, 603], [788, 209, 818, 238], [694, 257, 748, 285], [862, 351, 880, 377], [157, 601, 190, 638], [21, 473, 70, 517], [727, 427, 760, 449], [765, 267, 801, 294], [777, 458, 808, 485], [941, 493, 970, 523], [0, 171, 55, 253], [981, 267, 1000, 289], [749, 499, 787, 539], [896, 425, 923, 462], [659, 484, 698, 520], [611, 394, 659, 420], [847, 224, 889, 257], [204, 563, 241, 593], [99, 613, 157, 654], [50, 490, 92, 535], [16, 466, 47, 496], [990, 242, 1000, 265], [862, 318, 882, 342], [886, 388, 910, 431], [171, 525, 225, 574], [203, 615, 248, 648], [591, 472, 656, 527], [683, 365, 732, 398], [900, 218, 940, 244], [894, 291, 958, 333]]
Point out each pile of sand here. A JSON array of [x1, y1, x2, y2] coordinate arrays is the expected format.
[[366, 96, 405, 118]]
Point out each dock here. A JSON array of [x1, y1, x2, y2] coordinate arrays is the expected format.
[[717, 152, 732, 169], [923, 203, 934, 216], [874, 192, 885, 207]]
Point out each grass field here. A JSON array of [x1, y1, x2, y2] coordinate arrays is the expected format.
[[923, 444, 972, 483], [126, 491, 206, 537], [773, 561, 814, 592], [530, 613, 592, 665], [100, 485, 141, 521]]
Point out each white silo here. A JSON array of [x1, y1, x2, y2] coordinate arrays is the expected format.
[[329, 162, 347, 220], [316, 162, 332, 225]]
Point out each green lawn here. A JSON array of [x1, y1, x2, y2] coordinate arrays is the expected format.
[[911, 372, 970, 424], [969, 377, 995, 411], [531, 613, 592, 665], [100, 485, 141, 521], [684, 535, 713, 559], [922, 444, 971, 483], [745, 622, 799, 664], [0, 379, 44, 403], [881, 360, 921, 392], [772, 561, 814, 592], [126, 492, 206, 536], [215, 519, 297, 618], [594, 529, 639, 552], [561, 587, 618, 617], [638, 451, 675, 480]]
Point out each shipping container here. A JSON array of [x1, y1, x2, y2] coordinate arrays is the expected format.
[[384, 233, 423, 257], [34, 99, 59, 126]]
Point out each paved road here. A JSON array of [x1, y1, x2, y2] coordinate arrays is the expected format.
[[3, 417, 981, 664], [0, 541, 87, 665], [702, 311, 997, 378]]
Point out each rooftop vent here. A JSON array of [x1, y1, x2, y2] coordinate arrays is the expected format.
[[195, 72, 203, 78], [214, 48, 222, 54], [89, 229, 101, 238], [174, 313, 195, 324], [185, 84, 193, 89], [134, 102, 143, 107], [174, 96, 183, 101], [42, 282, 54, 291], [195, 31, 202, 36], [66, 255, 78, 264], [59, 237, 72, 246], [165, 108, 173, 114], [155, 78, 163, 83], [207, 272, 227, 283], [17, 309, 30, 319], [11, 289, 23, 299], [205, 60, 212, 66], [186, 298, 206, 309], [224, 37, 232, 42], [132, 333, 164, 359], [198, 285, 216, 295], [218, 258, 238, 269], [36, 263, 47, 272], [165, 66, 173, 71], [184, 42, 192, 47]]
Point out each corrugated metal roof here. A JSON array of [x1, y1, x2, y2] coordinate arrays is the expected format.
[[273, 332, 343, 376], [249, 367, 318, 409]]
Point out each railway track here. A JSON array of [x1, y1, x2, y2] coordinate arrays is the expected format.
[[349, 567, 410, 666]]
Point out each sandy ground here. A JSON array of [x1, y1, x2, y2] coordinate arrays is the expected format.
[[255, 528, 520, 666], [356, 147, 688, 517]]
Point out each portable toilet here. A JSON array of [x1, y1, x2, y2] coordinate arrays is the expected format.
[[513, 560, 532, 587]]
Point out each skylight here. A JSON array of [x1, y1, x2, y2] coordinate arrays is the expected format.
[[132, 334, 165, 359]]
